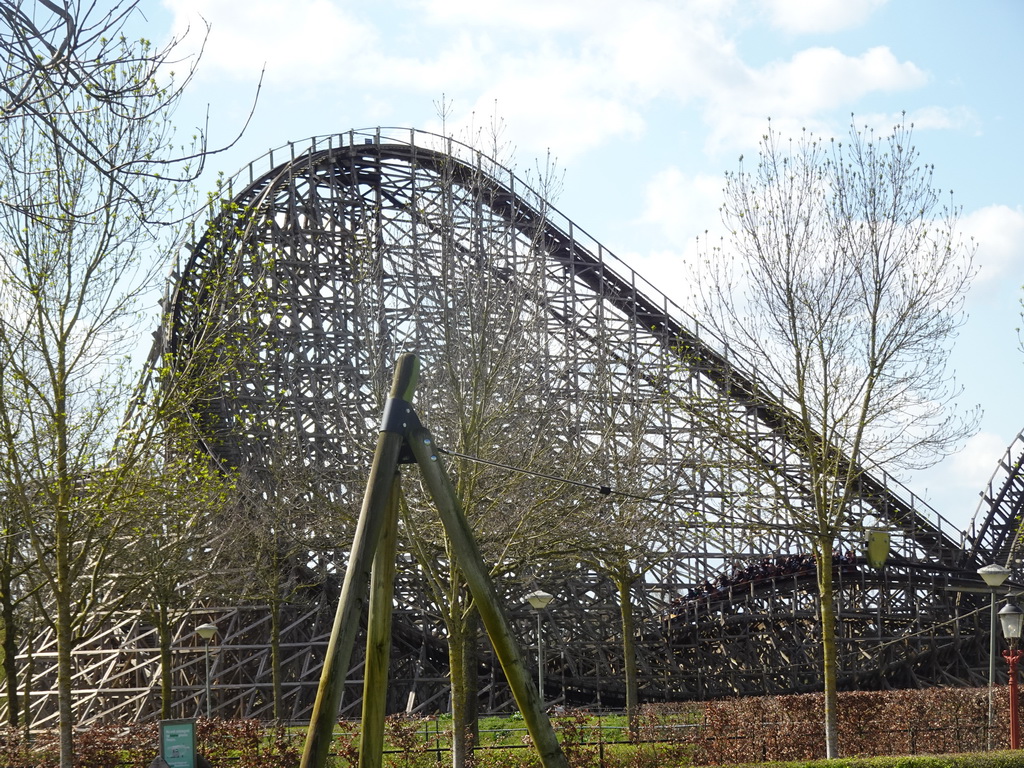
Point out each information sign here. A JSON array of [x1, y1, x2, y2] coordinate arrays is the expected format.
[[160, 719, 197, 768]]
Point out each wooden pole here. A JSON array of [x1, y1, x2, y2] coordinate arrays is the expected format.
[[299, 354, 420, 768], [408, 424, 569, 768], [358, 474, 401, 768]]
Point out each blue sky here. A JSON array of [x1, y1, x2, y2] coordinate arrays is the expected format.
[[147, 0, 1024, 533]]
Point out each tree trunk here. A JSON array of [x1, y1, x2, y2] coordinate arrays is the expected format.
[[447, 618, 472, 768], [1, 581, 19, 726], [271, 596, 283, 721], [56, 594, 74, 768], [159, 603, 173, 719], [816, 543, 839, 759], [22, 639, 32, 738], [55, 441, 75, 768], [615, 572, 639, 741], [462, 609, 480, 746]]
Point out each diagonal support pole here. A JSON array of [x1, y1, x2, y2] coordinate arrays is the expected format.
[[408, 424, 569, 768], [358, 473, 401, 768], [299, 354, 420, 768], [301, 352, 565, 768]]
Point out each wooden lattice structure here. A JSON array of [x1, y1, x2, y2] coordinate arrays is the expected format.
[[11, 128, 1021, 728]]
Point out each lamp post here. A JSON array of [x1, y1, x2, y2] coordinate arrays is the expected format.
[[980, 564, 1012, 749], [1000, 602, 1024, 749], [196, 622, 217, 720], [525, 590, 554, 707]]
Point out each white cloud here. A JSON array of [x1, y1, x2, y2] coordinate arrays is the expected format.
[[162, 0, 746, 147], [641, 167, 723, 247], [953, 431, 1012, 505], [961, 205, 1024, 285], [162, 0, 935, 169], [358, 32, 494, 92], [163, 0, 381, 85], [626, 248, 701, 314], [759, 0, 889, 34], [451, 89, 646, 162], [703, 46, 927, 153], [833, 108, 978, 142], [909, 430, 1007, 526], [904, 106, 980, 133], [579, 2, 740, 103], [413, 1, 739, 159], [622, 168, 727, 310], [760, 46, 927, 111], [414, 0, 595, 32]]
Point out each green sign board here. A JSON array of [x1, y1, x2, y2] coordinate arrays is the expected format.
[[160, 719, 197, 768]]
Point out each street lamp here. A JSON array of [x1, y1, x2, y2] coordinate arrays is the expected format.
[[980, 563, 1012, 748], [1000, 601, 1024, 749], [196, 622, 217, 720], [525, 590, 554, 706]]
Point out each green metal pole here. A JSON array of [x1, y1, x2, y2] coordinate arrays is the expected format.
[[300, 354, 420, 768], [408, 425, 569, 768]]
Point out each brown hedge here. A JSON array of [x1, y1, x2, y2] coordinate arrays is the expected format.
[[653, 686, 1001, 764]]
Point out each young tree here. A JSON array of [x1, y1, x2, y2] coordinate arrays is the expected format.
[[131, 452, 236, 720], [373, 119, 608, 768], [0, 493, 34, 727], [0, 26, 205, 767], [573, 496, 666, 740], [695, 117, 977, 758], [559, 357, 694, 740], [131, 195, 291, 722], [218, 457, 357, 720], [400, 228, 586, 768]]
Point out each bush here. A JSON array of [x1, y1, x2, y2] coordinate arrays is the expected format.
[[656, 687, 994, 765]]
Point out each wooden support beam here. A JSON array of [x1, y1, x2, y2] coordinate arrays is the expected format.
[[408, 424, 569, 768], [300, 354, 420, 768], [359, 474, 401, 768]]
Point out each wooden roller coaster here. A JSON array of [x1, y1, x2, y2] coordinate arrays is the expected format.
[[10, 128, 1022, 727]]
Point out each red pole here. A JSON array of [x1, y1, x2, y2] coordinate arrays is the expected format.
[[1005, 648, 1022, 749]]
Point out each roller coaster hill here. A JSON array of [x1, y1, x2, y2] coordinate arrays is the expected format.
[[11, 127, 1024, 727]]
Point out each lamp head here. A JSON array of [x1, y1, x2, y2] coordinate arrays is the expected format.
[[979, 563, 1012, 588], [525, 590, 554, 610], [999, 602, 1024, 646], [196, 623, 218, 642]]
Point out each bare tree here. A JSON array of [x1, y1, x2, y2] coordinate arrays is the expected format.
[[541, 347, 692, 739], [695, 117, 977, 758], [362, 115, 602, 768], [400, 234, 586, 768], [220, 457, 357, 720], [0, 0, 255, 221], [0, 10, 222, 762]]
